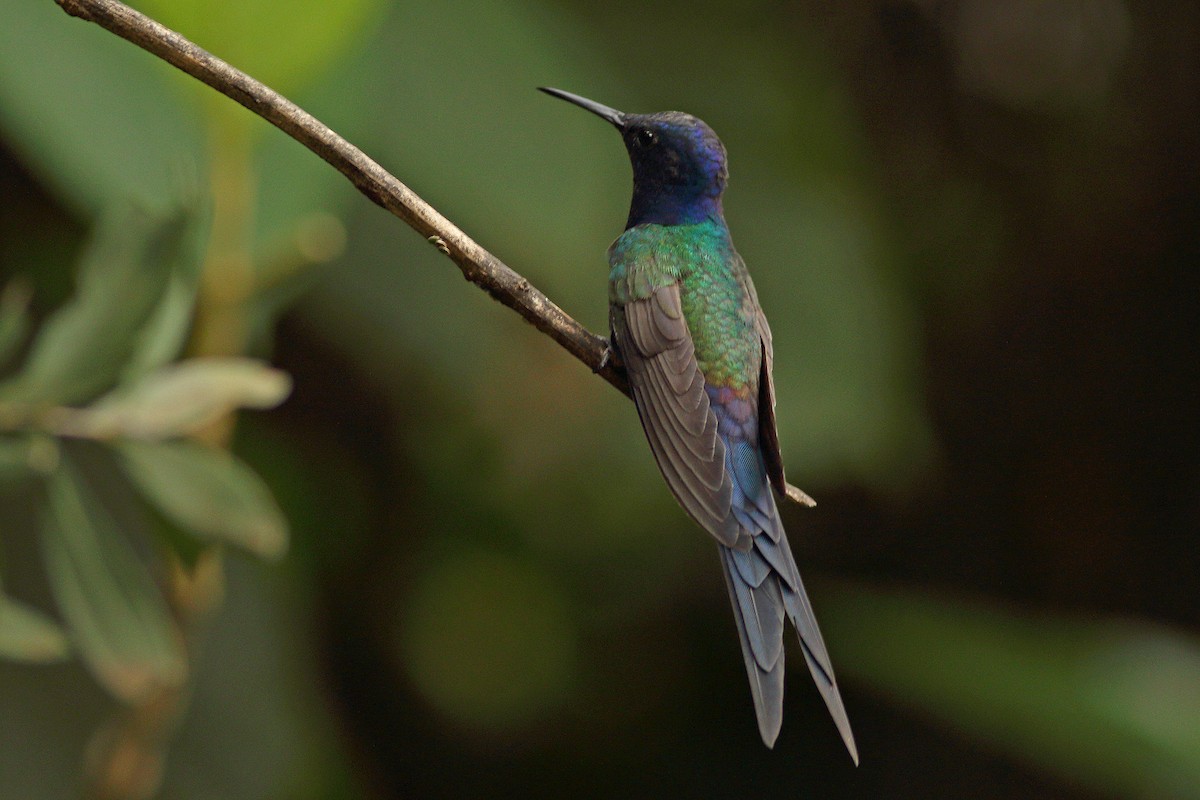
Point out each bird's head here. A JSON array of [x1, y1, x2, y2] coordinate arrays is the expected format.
[[540, 88, 728, 228]]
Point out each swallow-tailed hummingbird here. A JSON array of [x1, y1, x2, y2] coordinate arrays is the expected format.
[[540, 87, 857, 762]]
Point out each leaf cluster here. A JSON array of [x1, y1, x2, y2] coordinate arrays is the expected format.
[[0, 207, 289, 702]]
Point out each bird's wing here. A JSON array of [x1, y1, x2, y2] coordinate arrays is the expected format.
[[617, 280, 857, 761], [752, 304, 789, 498], [613, 283, 745, 549]]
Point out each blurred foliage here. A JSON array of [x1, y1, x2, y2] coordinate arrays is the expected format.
[[0, 582, 71, 664], [822, 582, 1200, 799], [0, 208, 199, 405], [0, 206, 292, 703], [0, 0, 1198, 798], [0, 0, 204, 215], [39, 455, 187, 702], [136, 0, 385, 101]]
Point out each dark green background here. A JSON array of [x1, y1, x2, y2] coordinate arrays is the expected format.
[[1, 0, 1197, 797]]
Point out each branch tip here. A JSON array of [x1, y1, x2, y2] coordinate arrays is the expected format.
[[785, 483, 817, 507]]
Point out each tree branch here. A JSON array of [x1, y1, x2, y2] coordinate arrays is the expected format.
[[53, 0, 630, 396]]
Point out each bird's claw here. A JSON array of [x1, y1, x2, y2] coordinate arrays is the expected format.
[[594, 339, 613, 373]]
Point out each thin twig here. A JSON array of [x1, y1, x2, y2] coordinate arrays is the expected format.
[[54, 0, 629, 396]]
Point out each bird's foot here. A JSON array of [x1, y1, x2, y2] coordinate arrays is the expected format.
[[593, 338, 613, 372]]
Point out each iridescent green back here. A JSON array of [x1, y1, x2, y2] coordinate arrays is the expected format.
[[608, 218, 760, 388]]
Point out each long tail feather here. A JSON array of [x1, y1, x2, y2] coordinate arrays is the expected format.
[[720, 547, 785, 747], [721, 535, 859, 763], [777, 536, 859, 765]]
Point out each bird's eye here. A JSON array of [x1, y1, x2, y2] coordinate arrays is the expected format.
[[633, 128, 658, 148]]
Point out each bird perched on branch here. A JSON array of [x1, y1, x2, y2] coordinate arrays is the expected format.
[[541, 87, 857, 762]]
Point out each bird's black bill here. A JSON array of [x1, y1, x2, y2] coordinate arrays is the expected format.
[[538, 87, 626, 128]]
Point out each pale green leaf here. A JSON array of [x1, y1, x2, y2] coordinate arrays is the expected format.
[[59, 358, 292, 441], [39, 457, 186, 702], [0, 208, 193, 407], [121, 206, 211, 380], [122, 272, 199, 379], [0, 594, 70, 663], [117, 440, 288, 559]]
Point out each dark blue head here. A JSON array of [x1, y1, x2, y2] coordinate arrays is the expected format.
[[540, 88, 728, 228]]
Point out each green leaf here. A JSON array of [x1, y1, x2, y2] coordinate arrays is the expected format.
[[121, 206, 211, 381], [0, 207, 194, 407], [0, 279, 32, 372], [122, 272, 201, 380], [39, 456, 186, 702], [116, 440, 288, 559], [821, 582, 1200, 800], [59, 358, 292, 441], [0, 594, 70, 663]]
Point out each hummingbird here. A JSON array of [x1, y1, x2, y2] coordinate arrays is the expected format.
[[540, 87, 857, 761]]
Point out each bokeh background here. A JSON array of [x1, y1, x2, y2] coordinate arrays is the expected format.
[[1, 0, 1198, 798]]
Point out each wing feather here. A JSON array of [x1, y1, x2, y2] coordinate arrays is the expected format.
[[753, 306, 789, 498], [641, 367, 720, 466], [615, 284, 743, 548]]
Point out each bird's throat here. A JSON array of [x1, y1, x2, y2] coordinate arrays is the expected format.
[[626, 187, 723, 229]]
